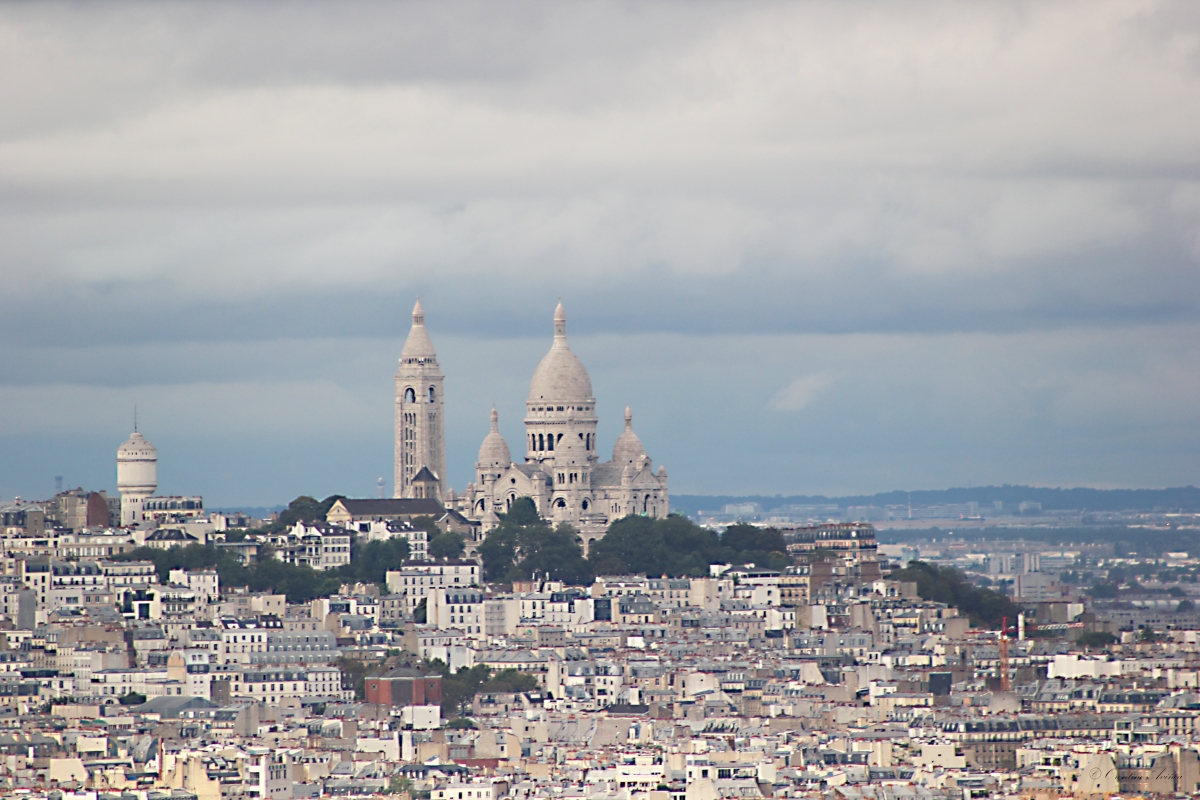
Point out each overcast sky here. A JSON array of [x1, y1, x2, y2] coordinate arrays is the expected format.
[[2, 1, 1199, 507]]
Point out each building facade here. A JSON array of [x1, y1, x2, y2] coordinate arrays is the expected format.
[[389, 301, 668, 542], [394, 299, 446, 501]]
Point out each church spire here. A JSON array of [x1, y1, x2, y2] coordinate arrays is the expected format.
[[395, 298, 445, 499], [401, 298, 437, 361], [554, 301, 566, 340]]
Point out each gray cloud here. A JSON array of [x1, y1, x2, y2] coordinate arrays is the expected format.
[[1, 1, 1198, 503]]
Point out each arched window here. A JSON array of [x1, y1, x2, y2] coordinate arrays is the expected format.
[[547, 434, 554, 451], [555, 498, 566, 508], [538, 433, 544, 451], [404, 387, 416, 403], [428, 386, 436, 402], [582, 499, 590, 511], [586, 433, 591, 450]]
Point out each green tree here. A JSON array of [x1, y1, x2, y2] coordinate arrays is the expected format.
[[721, 524, 788, 564], [437, 664, 492, 716], [479, 519, 520, 581], [481, 669, 539, 693], [479, 498, 591, 584], [517, 523, 593, 585], [423, 660, 539, 717], [414, 598, 427, 624], [1179, 599, 1196, 612], [346, 537, 411, 586], [410, 515, 442, 539], [891, 561, 1017, 628], [428, 532, 465, 560], [268, 494, 344, 532], [590, 515, 723, 577], [119, 691, 147, 706]]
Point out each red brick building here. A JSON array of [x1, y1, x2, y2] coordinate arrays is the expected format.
[[365, 668, 443, 707]]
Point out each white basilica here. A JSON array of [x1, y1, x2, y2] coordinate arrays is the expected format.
[[393, 300, 668, 541]]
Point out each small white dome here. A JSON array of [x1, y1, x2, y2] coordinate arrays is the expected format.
[[117, 431, 156, 458], [477, 407, 512, 468], [612, 405, 646, 465], [528, 302, 593, 403]]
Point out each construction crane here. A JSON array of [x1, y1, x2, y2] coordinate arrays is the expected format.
[[999, 615, 1011, 692]]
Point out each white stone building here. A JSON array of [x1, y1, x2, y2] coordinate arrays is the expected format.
[[394, 299, 446, 500], [116, 429, 157, 527], [393, 301, 668, 543], [427, 587, 485, 638]]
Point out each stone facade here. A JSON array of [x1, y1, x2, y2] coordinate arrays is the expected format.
[[394, 300, 446, 500], [392, 301, 668, 543], [456, 303, 668, 542]]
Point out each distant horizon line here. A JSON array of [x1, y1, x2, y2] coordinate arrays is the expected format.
[[197, 482, 1200, 515]]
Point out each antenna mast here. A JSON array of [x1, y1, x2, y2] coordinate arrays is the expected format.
[[999, 616, 1011, 692]]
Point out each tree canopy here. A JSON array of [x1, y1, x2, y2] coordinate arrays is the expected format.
[[478, 499, 796, 582], [429, 531, 465, 559], [266, 494, 345, 532], [422, 659, 540, 716], [478, 498, 592, 584], [891, 560, 1017, 628], [589, 515, 790, 577]]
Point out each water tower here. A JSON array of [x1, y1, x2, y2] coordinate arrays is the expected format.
[[117, 429, 157, 526]]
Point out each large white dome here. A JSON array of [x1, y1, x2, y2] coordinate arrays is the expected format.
[[528, 302, 593, 403], [477, 408, 512, 468]]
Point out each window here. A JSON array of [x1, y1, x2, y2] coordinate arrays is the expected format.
[[428, 386, 436, 402], [404, 387, 416, 403]]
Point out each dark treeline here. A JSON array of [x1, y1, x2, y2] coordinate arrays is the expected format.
[[673, 485, 1200, 515], [479, 498, 790, 584], [891, 561, 1017, 628]]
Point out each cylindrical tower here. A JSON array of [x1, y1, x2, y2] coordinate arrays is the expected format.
[[117, 431, 157, 526]]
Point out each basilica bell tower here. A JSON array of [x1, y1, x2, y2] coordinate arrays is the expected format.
[[394, 299, 446, 500]]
